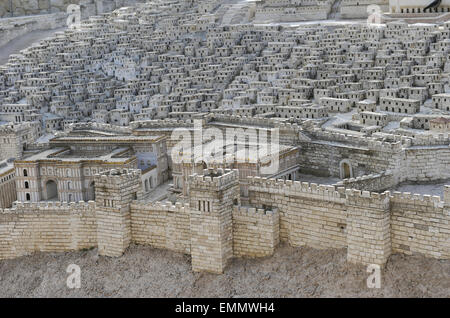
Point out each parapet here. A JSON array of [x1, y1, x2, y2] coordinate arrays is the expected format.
[[247, 176, 346, 202], [208, 113, 276, 128], [130, 118, 195, 130], [390, 191, 444, 209], [309, 128, 404, 152], [65, 122, 133, 135], [333, 170, 396, 192], [0, 122, 35, 134], [408, 133, 450, 147], [232, 205, 279, 218], [189, 168, 239, 190], [95, 168, 142, 186], [0, 200, 96, 214], [131, 200, 189, 214]]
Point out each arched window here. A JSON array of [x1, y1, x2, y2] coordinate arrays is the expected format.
[[23, 169, 28, 177], [25, 181, 29, 189], [26, 193, 31, 201]]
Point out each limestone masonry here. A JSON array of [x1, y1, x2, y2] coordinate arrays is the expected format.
[[0, 0, 449, 273]]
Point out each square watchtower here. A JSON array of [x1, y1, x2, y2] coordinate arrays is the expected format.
[[94, 168, 142, 257], [188, 168, 240, 273]]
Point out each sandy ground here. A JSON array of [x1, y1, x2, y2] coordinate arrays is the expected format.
[[0, 243, 448, 297], [0, 27, 65, 65]]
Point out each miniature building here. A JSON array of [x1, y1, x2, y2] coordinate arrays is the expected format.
[[360, 111, 389, 126], [380, 97, 420, 114], [430, 117, 450, 132], [0, 160, 16, 208]]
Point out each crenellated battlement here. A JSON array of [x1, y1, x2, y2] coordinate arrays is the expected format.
[[65, 122, 133, 134], [248, 174, 448, 212], [408, 133, 450, 147], [336, 170, 393, 185], [232, 205, 278, 217], [345, 188, 390, 205], [0, 122, 37, 134], [131, 118, 195, 129], [189, 168, 239, 190], [207, 113, 304, 132], [247, 175, 345, 201], [95, 168, 142, 186], [131, 200, 189, 214], [208, 113, 277, 128], [0, 200, 96, 214], [390, 191, 444, 209], [309, 128, 404, 152], [334, 170, 396, 192]]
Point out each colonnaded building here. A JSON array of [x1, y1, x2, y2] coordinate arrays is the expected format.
[[0, 0, 449, 273]]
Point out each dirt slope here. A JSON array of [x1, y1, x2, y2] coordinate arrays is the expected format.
[[0, 243, 448, 297]]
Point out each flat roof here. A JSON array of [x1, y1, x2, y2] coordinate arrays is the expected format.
[[15, 147, 135, 164], [50, 135, 166, 143]]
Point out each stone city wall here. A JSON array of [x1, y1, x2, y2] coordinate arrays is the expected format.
[[301, 129, 449, 183], [0, 13, 66, 47], [130, 201, 191, 254], [334, 170, 396, 192], [0, 201, 97, 260], [0, 173, 448, 271], [253, 6, 331, 23], [0, 0, 141, 19], [297, 139, 402, 178], [390, 191, 450, 259], [246, 177, 450, 266], [400, 145, 450, 182], [0, 1, 144, 48], [340, 0, 389, 19], [232, 206, 279, 257], [248, 177, 348, 249]]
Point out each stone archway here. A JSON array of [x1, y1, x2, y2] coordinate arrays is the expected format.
[[46, 180, 58, 201], [339, 160, 353, 179]]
